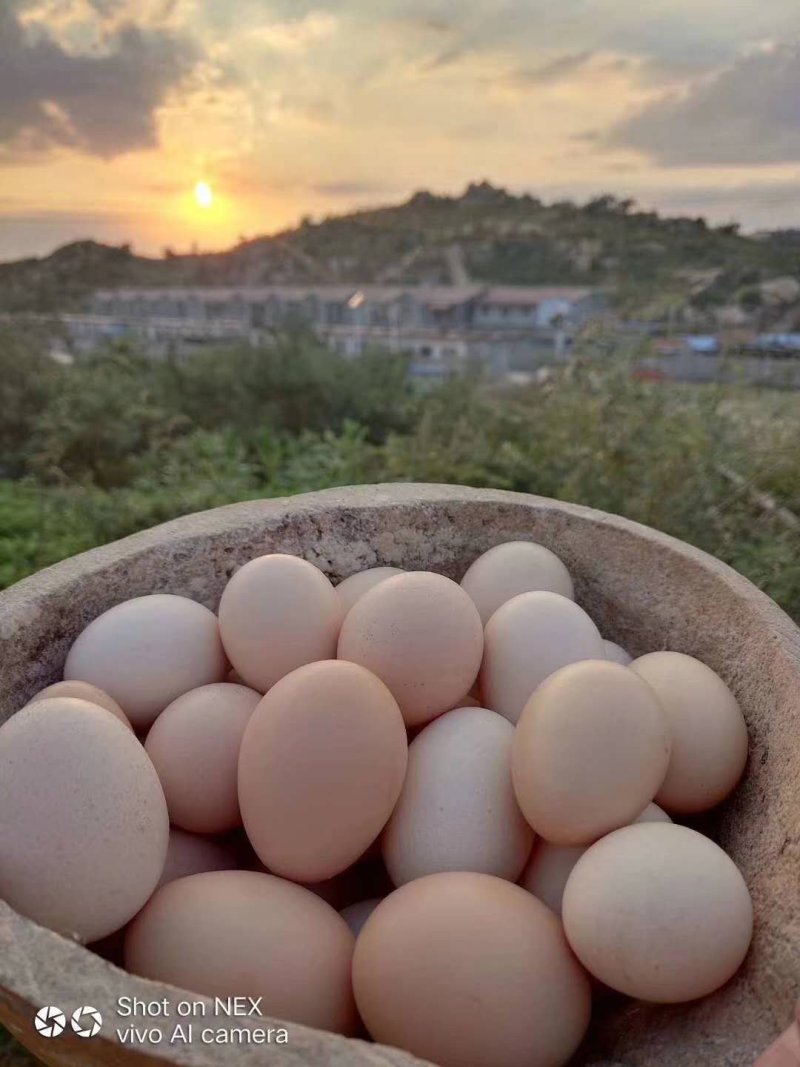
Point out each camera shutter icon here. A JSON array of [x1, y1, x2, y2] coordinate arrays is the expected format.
[[34, 1006, 66, 1038], [71, 1006, 102, 1038]]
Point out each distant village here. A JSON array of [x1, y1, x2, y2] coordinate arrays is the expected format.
[[47, 278, 800, 389]]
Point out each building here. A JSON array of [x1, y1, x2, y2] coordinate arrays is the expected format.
[[68, 283, 604, 373]]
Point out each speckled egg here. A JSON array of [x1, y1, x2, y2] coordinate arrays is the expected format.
[[0, 698, 168, 942]]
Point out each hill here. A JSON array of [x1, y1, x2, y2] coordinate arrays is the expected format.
[[1, 182, 799, 322]]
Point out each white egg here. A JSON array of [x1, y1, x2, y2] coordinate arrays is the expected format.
[[383, 706, 534, 886], [520, 802, 672, 915], [64, 594, 227, 730], [481, 592, 605, 724], [562, 824, 753, 1002], [603, 639, 633, 666], [461, 541, 574, 625]]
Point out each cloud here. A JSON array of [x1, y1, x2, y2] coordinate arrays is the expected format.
[[511, 50, 596, 86], [247, 11, 337, 54], [0, 1, 199, 159], [609, 44, 800, 165]]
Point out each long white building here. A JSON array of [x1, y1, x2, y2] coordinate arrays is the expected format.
[[71, 283, 605, 372]]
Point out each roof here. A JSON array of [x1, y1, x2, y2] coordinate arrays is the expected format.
[[92, 283, 597, 309], [481, 286, 595, 306]]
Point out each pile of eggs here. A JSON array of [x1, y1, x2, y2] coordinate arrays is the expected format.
[[0, 541, 753, 1067]]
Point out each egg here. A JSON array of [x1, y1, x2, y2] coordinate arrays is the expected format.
[[520, 803, 671, 915], [26, 679, 132, 729], [450, 694, 482, 708], [353, 872, 591, 1067], [340, 897, 382, 937], [218, 553, 342, 694], [481, 591, 605, 724], [64, 594, 227, 730], [335, 567, 404, 616], [602, 639, 633, 666], [631, 651, 748, 813], [125, 870, 358, 1035], [636, 801, 672, 824], [383, 707, 534, 886], [512, 660, 671, 844], [461, 541, 574, 625], [301, 856, 393, 911], [145, 683, 261, 834], [338, 572, 484, 727], [0, 699, 168, 942], [238, 660, 408, 882], [156, 828, 239, 889], [562, 823, 753, 1002]]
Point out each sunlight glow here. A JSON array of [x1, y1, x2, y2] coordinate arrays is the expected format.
[[194, 181, 214, 209]]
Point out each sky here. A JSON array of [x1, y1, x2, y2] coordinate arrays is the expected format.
[[1, 0, 800, 261]]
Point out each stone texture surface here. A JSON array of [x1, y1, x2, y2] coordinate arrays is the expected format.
[[0, 484, 798, 1067]]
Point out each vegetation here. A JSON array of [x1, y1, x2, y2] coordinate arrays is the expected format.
[[0, 325, 798, 621]]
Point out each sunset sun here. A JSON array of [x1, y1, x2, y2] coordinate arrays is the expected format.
[[194, 181, 214, 209]]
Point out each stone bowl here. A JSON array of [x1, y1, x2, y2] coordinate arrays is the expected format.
[[1, 484, 799, 1067]]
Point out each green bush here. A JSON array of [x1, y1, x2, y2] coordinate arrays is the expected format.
[[0, 326, 797, 622]]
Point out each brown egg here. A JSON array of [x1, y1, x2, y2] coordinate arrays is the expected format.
[[512, 660, 671, 845], [239, 660, 408, 882], [340, 897, 382, 937], [26, 680, 132, 729], [0, 699, 168, 942], [481, 591, 605, 724], [145, 683, 261, 834], [64, 594, 227, 730], [156, 828, 239, 889], [353, 872, 591, 1067], [520, 803, 671, 915], [218, 553, 342, 693], [461, 541, 574, 625], [125, 870, 357, 1035], [603, 639, 633, 666], [383, 707, 534, 886], [338, 572, 484, 727], [631, 651, 749, 813], [335, 567, 404, 616], [562, 824, 753, 1002]]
